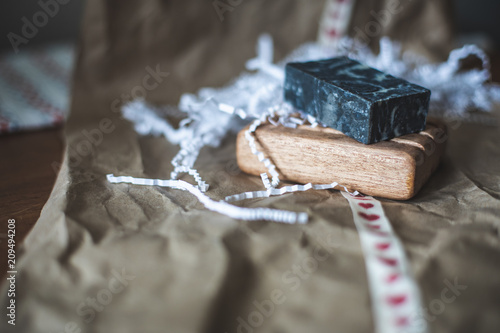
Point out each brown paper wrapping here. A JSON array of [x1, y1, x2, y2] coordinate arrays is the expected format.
[[2, 1, 500, 333], [347, 0, 455, 61]]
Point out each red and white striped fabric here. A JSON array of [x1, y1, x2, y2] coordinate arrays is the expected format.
[[0, 44, 74, 134]]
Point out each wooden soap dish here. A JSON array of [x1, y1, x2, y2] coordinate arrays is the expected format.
[[236, 119, 446, 200]]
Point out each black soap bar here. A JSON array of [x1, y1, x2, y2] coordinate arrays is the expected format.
[[284, 57, 431, 144]]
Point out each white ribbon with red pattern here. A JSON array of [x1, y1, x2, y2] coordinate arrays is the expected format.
[[318, 0, 356, 49], [342, 192, 428, 333]]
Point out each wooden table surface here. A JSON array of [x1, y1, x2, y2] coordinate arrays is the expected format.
[[0, 127, 64, 276], [0, 52, 499, 277]]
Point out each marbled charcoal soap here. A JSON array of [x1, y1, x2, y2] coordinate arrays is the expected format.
[[284, 57, 431, 144]]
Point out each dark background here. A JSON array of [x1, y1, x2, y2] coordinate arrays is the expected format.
[[0, 0, 499, 54], [0, 0, 85, 52]]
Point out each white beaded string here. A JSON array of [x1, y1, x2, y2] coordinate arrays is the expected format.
[[107, 174, 307, 224], [245, 116, 281, 188], [233, 107, 360, 202], [225, 181, 358, 202]]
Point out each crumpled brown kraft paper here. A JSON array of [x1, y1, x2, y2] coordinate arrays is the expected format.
[[347, 0, 455, 61], [2, 1, 500, 333]]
